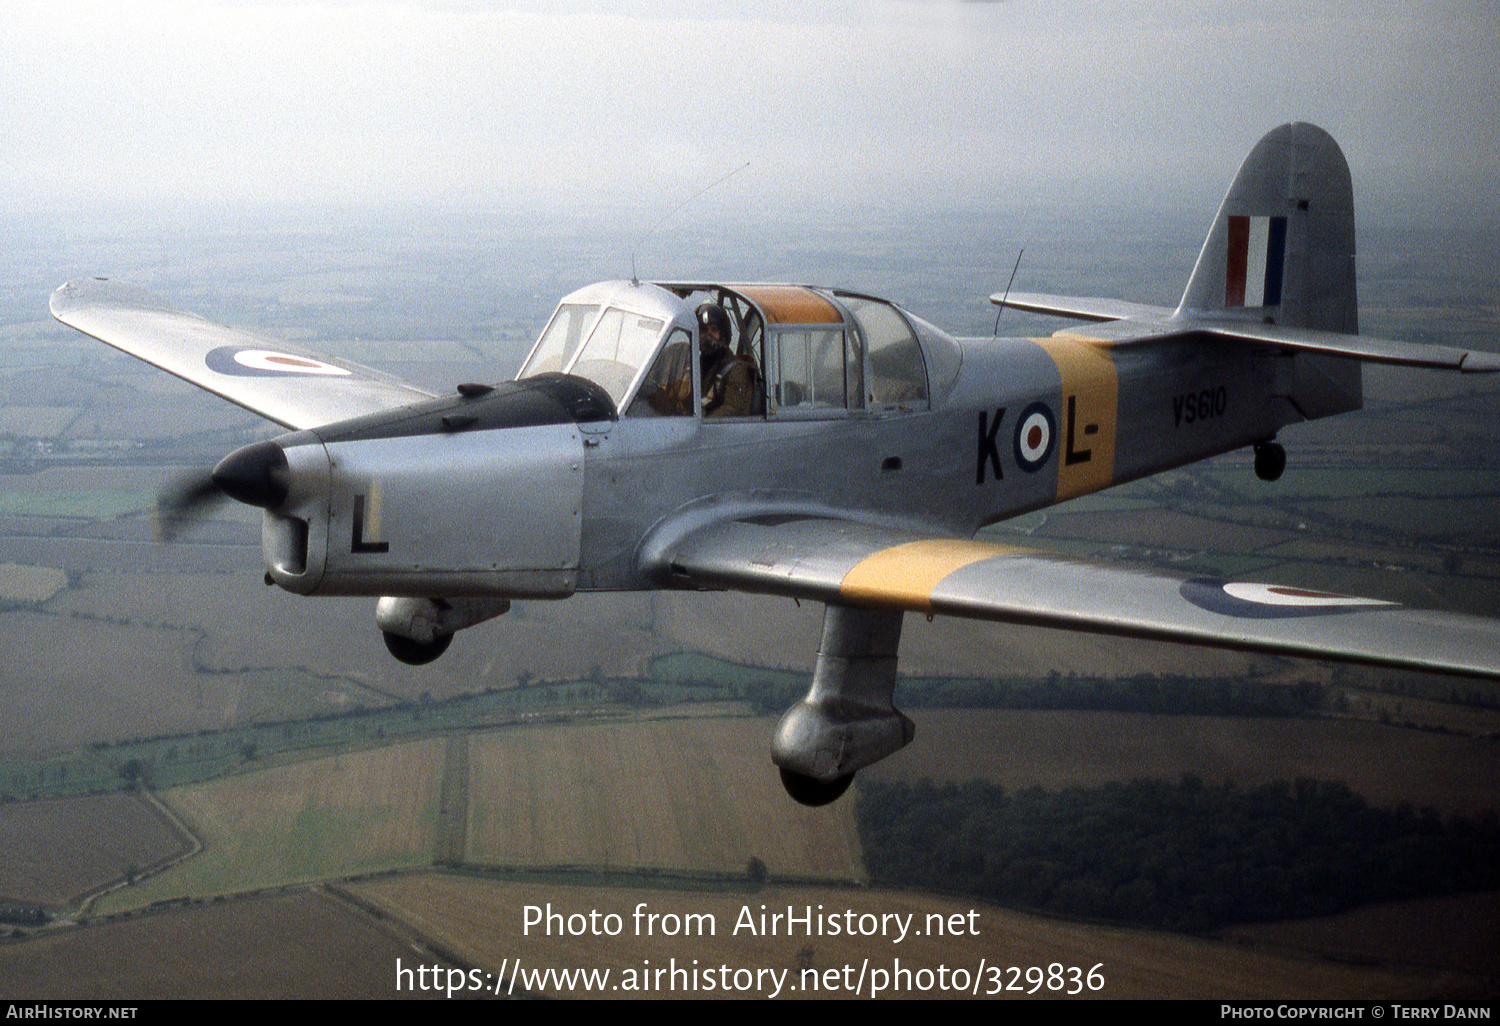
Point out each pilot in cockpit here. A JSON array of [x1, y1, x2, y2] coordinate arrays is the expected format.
[[696, 302, 755, 417]]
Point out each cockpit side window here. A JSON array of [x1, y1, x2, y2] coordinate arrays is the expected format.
[[660, 286, 769, 419], [839, 294, 928, 408], [775, 328, 849, 410], [627, 327, 694, 416]]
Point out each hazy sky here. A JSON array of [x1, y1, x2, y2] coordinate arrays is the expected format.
[[5, 0, 1497, 222]]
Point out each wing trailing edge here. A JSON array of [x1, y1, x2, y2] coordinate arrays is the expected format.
[[1192, 320, 1500, 373]]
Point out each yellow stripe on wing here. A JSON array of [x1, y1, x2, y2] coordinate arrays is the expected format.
[[839, 539, 1031, 610]]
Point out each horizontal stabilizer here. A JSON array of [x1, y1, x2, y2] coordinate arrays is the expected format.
[[989, 291, 1176, 323], [1201, 321, 1500, 373], [989, 291, 1500, 374]]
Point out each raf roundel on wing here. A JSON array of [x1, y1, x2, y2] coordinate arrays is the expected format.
[[1180, 579, 1398, 620], [205, 346, 353, 377]]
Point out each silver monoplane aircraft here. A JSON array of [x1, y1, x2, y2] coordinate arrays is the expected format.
[[51, 123, 1500, 804]]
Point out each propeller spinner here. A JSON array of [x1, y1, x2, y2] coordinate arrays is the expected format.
[[154, 439, 292, 541]]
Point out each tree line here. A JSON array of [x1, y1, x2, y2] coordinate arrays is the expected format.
[[745, 673, 1327, 718], [858, 776, 1500, 932]]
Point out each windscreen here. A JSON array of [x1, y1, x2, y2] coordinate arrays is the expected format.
[[519, 303, 668, 407], [521, 303, 600, 376], [566, 308, 667, 406]]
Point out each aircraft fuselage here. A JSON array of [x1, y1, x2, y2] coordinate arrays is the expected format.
[[262, 315, 1336, 601]]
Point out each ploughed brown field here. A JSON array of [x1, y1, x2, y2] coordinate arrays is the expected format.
[[0, 889, 459, 999], [0, 792, 187, 907]]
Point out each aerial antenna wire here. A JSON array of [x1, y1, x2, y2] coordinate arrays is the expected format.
[[631, 160, 752, 285], [992, 248, 1024, 337]]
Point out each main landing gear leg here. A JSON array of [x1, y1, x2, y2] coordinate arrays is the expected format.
[[773, 604, 913, 806]]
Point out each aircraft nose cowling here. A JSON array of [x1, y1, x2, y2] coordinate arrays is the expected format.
[[212, 440, 290, 509]]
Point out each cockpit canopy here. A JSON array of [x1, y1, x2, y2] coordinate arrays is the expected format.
[[515, 280, 960, 419]]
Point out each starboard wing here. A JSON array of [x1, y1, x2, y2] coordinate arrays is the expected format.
[[651, 515, 1500, 680], [50, 278, 437, 429]]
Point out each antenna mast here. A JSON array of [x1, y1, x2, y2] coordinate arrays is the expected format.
[[992, 248, 1024, 336], [631, 160, 752, 285]]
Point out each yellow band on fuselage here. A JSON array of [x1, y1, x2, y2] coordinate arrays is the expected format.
[[1032, 333, 1119, 501]]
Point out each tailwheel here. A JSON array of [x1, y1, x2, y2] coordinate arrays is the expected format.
[[382, 630, 453, 665], [1254, 441, 1286, 482], [779, 768, 854, 807]]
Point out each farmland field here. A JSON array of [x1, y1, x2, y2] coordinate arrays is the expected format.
[[88, 714, 864, 916], [41, 704, 1500, 922], [1226, 892, 1500, 978], [0, 792, 186, 907], [0, 563, 66, 605], [466, 718, 863, 879], [94, 738, 447, 913], [1031, 508, 1297, 554], [0, 889, 456, 999], [0, 481, 155, 519]]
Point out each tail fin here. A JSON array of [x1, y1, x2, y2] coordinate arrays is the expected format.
[[1178, 122, 1357, 333]]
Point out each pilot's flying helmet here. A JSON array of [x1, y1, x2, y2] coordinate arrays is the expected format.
[[696, 302, 732, 346]]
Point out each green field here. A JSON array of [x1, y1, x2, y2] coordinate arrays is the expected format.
[[0, 562, 68, 604], [0, 487, 154, 518], [94, 737, 447, 912], [90, 716, 866, 915]]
